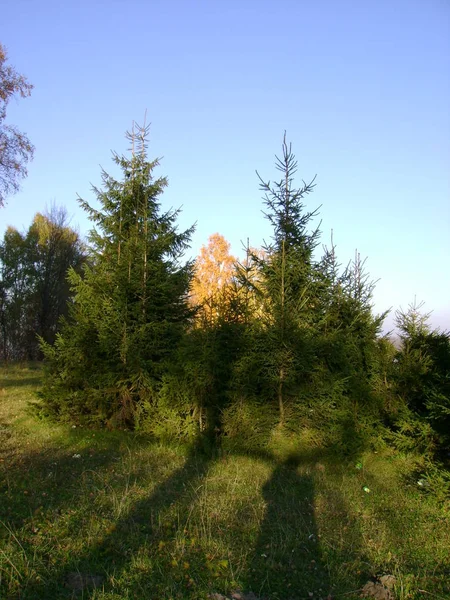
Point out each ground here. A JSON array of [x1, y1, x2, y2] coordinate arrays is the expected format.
[[0, 364, 449, 599]]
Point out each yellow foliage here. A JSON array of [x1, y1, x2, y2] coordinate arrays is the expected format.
[[190, 233, 237, 324]]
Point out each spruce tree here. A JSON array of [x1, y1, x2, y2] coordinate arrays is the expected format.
[[39, 122, 194, 427], [237, 135, 320, 424], [395, 301, 450, 444]]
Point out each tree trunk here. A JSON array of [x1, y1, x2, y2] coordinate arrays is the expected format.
[[278, 366, 285, 426]]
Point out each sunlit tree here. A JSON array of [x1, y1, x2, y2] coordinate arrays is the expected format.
[[190, 233, 237, 325], [38, 121, 195, 427]]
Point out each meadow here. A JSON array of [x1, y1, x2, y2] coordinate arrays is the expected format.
[[0, 364, 449, 600]]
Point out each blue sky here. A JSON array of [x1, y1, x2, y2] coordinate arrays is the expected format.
[[1, 0, 449, 332]]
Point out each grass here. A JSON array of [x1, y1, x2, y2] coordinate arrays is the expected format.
[[0, 363, 449, 600]]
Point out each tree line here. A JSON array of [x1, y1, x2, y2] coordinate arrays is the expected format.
[[1, 122, 449, 456], [0, 207, 85, 360]]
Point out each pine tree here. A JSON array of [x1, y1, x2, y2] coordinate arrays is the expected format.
[[38, 122, 195, 427]]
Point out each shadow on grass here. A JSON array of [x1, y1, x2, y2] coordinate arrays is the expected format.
[[7, 405, 439, 599], [13, 437, 213, 599], [3, 437, 360, 599], [0, 377, 43, 389], [210, 440, 366, 599], [0, 434, 130, 527], [244, 453, 332, 600], [0, 424, 161, 600], [0, 362, 43, 387]]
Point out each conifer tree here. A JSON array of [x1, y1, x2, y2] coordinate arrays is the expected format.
[[39, 122, 194, 427], [157, 233, 245, 442], [237, 135, 320, 424], [394, 301, 450, 444], [315, 237, 388, 426]]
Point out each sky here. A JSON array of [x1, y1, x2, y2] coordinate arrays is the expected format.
[[1, 0, 449, 333]]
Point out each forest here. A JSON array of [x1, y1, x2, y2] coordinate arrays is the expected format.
[[1, 122, 449, 457]]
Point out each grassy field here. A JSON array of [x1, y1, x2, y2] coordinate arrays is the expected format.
[[0, 364, 449, 600]]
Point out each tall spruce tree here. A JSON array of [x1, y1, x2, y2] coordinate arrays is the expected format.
[[237, 135, 320, 424], [39, 122, 194, 427]]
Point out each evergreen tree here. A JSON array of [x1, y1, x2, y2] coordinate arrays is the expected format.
[[232, 136, 387, 451], [394, 301, 450, 445], [154, 233, 245, 443], [38, 122, 194, 427], [313, 238, 390, 455], [316, 246, 386, 384], [236, 134, 320, 424]]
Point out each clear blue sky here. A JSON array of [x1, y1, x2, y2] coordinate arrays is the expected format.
[[1, 0, 449, 332]]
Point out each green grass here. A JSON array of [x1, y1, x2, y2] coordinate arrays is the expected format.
[[0, 364, 449, 600]]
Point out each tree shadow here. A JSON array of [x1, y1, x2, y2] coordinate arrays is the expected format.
[[2, 393, 400, 600], [0, 445, 118, 530], [0, 431, 136, 600], [241, 447, 372, 600], [243, 453, 331, 599], [19, 437, 214, 599], [0, 376, 43, 388]]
